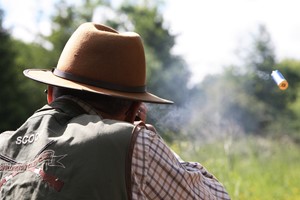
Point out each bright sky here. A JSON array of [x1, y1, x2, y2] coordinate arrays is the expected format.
[[2, 0, 300, 84]]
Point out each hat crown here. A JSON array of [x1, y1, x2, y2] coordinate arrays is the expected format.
[[56, 23, 146, 89]]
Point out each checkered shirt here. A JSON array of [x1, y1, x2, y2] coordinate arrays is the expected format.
[[131, 128, 230, 200]]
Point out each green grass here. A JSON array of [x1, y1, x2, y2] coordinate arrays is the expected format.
[[170, 135, 300, 200]]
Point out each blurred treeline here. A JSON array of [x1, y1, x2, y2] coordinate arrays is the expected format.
[[1, 0, 300, 145]]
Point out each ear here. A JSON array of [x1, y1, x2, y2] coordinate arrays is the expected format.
[[47, 85, 54, 104], [124, 102, 141, 123]]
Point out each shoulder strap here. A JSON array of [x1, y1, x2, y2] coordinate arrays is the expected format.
[[125, 121, 147, 200]]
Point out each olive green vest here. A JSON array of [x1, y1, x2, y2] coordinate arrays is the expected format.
[[0, 98, 136, 199]]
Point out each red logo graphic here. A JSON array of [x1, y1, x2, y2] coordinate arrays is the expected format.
[[0, 150, 66, 192]]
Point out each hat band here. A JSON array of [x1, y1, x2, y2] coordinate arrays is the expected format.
[[53, 68, 146, 93]]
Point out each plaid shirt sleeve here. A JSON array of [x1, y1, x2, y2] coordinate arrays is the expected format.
[[131, 128, 231, 200]]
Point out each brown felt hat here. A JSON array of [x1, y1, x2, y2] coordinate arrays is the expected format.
[[24, 22, 173, 104]]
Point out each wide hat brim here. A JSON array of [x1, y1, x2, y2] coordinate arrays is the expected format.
[[24, 69, 173, 104]]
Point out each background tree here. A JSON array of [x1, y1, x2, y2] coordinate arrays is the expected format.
[[182, 24, 298, 143], [270, 59, 300, 141], [239, 25, 298, 135], [223, 25, 292, 135], [0, 8, 19, 131], [0, 8, 45, 131]]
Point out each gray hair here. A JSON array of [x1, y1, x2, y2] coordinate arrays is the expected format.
[[52, 86, 133, 115]]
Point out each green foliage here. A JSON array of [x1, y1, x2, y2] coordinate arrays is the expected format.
[[171, 136, 300, 200], [245, 25, 276, 73], [12, 40, 48, 109], [236, 25, 286, 132], [0, 11, 19, 131], [267, 59, 300, 141], [0, 8, 51, 131], [238, 28, 300, 137]]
